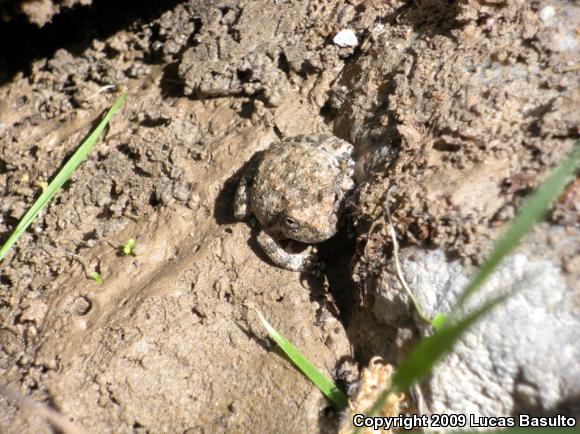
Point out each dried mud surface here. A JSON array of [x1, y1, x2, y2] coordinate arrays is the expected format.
[[0, 0, 578, 433]]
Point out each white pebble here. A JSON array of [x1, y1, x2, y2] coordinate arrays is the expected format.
[[539, 5, 555, 24], [333, 29, 358, 48]]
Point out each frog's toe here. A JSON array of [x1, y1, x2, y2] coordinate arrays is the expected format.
[[303, 257, 325, 276]]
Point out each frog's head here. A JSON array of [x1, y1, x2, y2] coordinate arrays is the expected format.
[[277, 190, 342, 243]]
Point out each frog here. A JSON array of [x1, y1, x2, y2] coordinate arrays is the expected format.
[[234, 133, 356, 272]]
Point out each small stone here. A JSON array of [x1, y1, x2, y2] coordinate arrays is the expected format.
[[333, 29, 358, 48], [539, 5, 555, 24], [173, 182, 191, 202], [187, 193, 201, 210], [71, 295, 92, 316]]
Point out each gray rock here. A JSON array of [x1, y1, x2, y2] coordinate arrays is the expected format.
[[374, 225, 580, 419]]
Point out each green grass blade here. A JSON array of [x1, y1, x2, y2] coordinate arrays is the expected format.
[[0, 94, 126, 262], [254, 308, 348, 409], [456, 141, 579, 308], [392, 295, 508, 391]]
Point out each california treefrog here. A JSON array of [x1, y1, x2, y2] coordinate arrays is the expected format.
[[234, 134, 355, 271]]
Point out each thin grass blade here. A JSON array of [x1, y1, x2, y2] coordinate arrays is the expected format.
[[456, 141, 579, 308], [0, 94, 126, 262], [254, 308, 348, 409], [392, 295, 508, 391]]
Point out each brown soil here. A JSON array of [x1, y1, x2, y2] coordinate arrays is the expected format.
[[0, 0, 578, 433]]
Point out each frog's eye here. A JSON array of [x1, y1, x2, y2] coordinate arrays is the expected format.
[[285, 217, 297, 228]]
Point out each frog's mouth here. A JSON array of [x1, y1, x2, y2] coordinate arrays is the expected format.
[[292, 230, 337, 244], [275, 213, 339, 244]]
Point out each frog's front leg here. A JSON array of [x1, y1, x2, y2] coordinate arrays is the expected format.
[[234, 175, 252, 220], [234, 157, 260, 220], [257, 230, 320, 272]]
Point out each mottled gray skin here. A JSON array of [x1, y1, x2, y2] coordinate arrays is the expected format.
[[234, 134, 355, 271]]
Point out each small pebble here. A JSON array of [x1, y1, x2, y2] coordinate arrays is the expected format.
[[539, 5, 555, 24], [333, 29, 358, 48], [71, 295, 92, 316], [132, 243, 146, 256], [172, 182, 190, 202]]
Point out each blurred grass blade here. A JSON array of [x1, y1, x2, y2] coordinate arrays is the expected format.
[[254, 308, 348, 409], [457, 142, 579, 308], [1, 384, 89, 434], [361, 294, 507, 425], [392, 295, 508, 391], [0, 94, 126, 262], [430, 313, 447, 331]]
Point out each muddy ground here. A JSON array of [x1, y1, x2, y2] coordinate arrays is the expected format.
[[0, 0, 578, 433]]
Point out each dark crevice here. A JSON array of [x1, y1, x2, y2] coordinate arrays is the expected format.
[[81, 229, 98, 241], [379, 0, 462, 38], [0, 158, 12, 175], [236, 67, 253, 83], [238, 100, 255, 120], [148, 191, 161, 207], [0, 0, 186, 85], [139, 116, 172, 128], [160, 61, 186, 97], [0, 273, 12, 286], [223, 6, 242, 43], [277, 52, 290, 75], [313, 230, 358, 325]]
